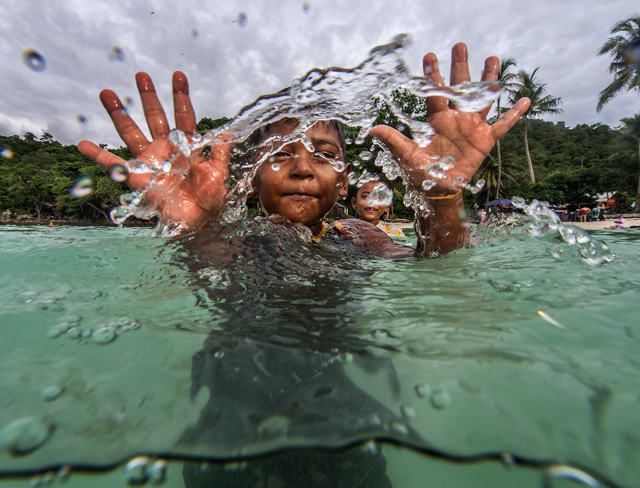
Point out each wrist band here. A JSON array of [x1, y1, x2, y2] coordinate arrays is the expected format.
[[424, 189, 462, 200]]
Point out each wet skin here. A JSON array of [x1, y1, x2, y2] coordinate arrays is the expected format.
[[351, 181, 391, 227], [250, 121, 350, 234]]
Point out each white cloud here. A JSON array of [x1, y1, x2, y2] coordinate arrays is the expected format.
[[0, 0, 637, 147]]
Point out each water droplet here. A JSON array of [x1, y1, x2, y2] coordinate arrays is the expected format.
[[0, 417, 53, 455], [359, 151, 372, 161], [76, 114, 87, 124], [124, 96, 134, 107], [366, 183, 393, 206], [66, 327, 81, 339], [40, 385, 64, 402], [92, 326, 117, 344], [271, 163, 280, 171], [70, 176, 93, 197], [400, 405, 415, 421], [191, 28, 199, 39], [125, 456, 150, 485], [332, 160, 346, 172], [302, 2, 310, 13], [345, 138, 353, 145], [348, 171, 358, 185], [108, 45, 125, 62], [415, 382, 430, 398], [0, 145, 14, 158], [236, 12, 248, 27], [464, 179, 484, 194], [149, 459, 167, 484], [22, 49, 46, 72], [422, 179, 436, 191], [430, 389, 451, 409], [110, 164, 128, 182], [169, 129, 191, 156]]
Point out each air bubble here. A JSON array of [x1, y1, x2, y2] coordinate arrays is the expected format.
[[125, 457, 150, 485], [92, 326, 117, 344], [400, 405, 415, 421], [0, 417, 53, 455], [22, 49, 46, 72], [70, 176, 93, 197], [110, 164, 128, 182], [109, 46, 125, 62], [40, 385, 64, 402], [236, 12, 248, 27], [430, 389, 451, 409]]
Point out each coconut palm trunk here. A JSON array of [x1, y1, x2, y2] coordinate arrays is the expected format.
[[636, 138, 640, 212], [523, 117, 535, 184]]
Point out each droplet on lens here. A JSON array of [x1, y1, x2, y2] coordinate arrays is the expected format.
[[76, 114, 87, 124], [348, 171, 358, 185], [302, 2, 310, 12], [22, 49, 46, 72], [0, 417, 53, 455], [359, 151, 372, 161], [414, 382, 430, 398], [124, 96, 134, 107], [191, 28, 199, 39], [0, 145, 14, 158], [237, 12, 248, 27], [40, 385, 64, 402], [110, 164, 128, 182], [271, 163, 280, 171], [430, 389, 451, 409], [108, 46, 125, 62], [70, 176, 93, 197]]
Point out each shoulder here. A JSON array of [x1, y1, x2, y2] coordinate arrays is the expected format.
[[336, 219, 413, 259]]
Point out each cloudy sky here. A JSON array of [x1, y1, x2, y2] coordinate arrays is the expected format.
[[0, 0, 637, 148]]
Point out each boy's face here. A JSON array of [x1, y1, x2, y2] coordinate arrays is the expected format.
[[252, 121, 349, 228], [351, 181, 390, 224]]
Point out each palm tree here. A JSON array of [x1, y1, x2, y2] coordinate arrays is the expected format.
[[597, 15, 640, 112], [494, 58, 518, 198], [620, 113, 640, 210], [473, 150, 520, 202], [507, 68, 563, 183]]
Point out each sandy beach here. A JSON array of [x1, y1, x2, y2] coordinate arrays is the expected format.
[[572, 217, 640, 230]]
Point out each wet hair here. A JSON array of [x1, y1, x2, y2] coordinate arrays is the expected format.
[[247, 117, 347, 161]]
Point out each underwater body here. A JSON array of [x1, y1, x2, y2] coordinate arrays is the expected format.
[[1, 222, 640, 487]]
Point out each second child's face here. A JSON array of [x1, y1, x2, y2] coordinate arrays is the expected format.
[[352, 181, 390, 225], [252, 121, 349, 229]]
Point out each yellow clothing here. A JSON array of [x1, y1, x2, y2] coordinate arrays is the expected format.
[[376, 221, 406, 238]]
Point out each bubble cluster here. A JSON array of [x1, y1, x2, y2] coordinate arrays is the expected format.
[[70, 176, 93, 197], [47, 316, 140, 345], [22, 49, 46, 72]]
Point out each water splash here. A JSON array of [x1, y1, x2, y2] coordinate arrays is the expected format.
[[108, 34, 500, 234], [511, 198, 615, 265]]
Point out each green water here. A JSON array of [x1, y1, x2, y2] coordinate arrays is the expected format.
[[1, 223, 639, 487]]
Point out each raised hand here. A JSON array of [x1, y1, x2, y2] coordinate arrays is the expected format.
[[78, 72, 231, 230], [370, 42, 530, 197]]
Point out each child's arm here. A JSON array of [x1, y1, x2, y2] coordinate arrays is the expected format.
[[78, 71, 231, 231], [370, 43, 530, 256]]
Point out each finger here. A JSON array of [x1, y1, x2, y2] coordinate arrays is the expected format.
[[450, 42, 471, 85], [423, 52, 448, 115], [173, 71, 197, 135], [478, 56, 500, 119], [78, 140, 125, 171], [369, 125, 416, 162], [100, 89, 149, 157], [492, 98, 530, 140], [135, 72, 170, 139]]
